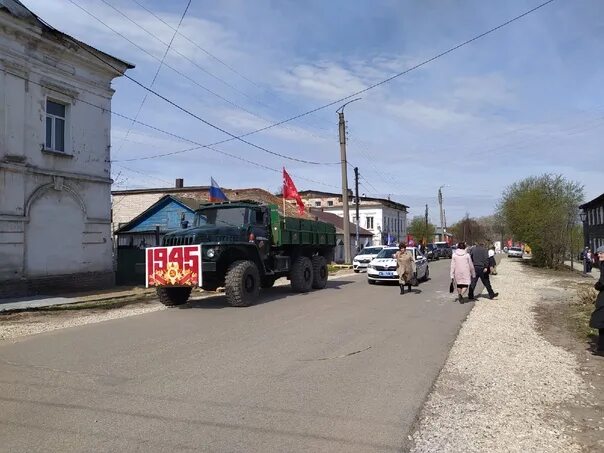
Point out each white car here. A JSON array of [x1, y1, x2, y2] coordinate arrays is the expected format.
[[353, 246, 385, 272], [367, 246, 429, 284], [507, 247, 523, 258]]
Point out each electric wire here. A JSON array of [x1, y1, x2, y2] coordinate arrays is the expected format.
[[1, 68, 338, 189], [63, 0, 338, 165], [115, 0, 192, 154], [128, 0, 263, 90]]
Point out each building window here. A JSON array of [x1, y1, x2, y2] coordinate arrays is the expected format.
[[315, 201, 322, 207], [328, 200, 334, 207], [45, 99, 67, 152], [366, 216, 374, 229]]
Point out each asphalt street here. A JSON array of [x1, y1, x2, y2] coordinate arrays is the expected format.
[[0, 259, 488, 452]]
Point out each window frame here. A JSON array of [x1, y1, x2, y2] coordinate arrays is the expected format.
[[44, 97, 69, 153], [365, 216, 374, 230]]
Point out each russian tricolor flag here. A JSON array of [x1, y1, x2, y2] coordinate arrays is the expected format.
[[209, 177, 228, 202]]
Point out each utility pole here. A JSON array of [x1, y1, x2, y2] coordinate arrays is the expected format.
[[354, 167, 360, 252], [425, 204, 429, 244], [438, 186, 444, 241], [337, 98, 360, 264]]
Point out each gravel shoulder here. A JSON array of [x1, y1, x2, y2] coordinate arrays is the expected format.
[[410, 258, 594, 453]]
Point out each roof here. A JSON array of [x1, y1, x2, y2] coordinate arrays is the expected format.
[[309, 208, 373, 237], [0, 0, 134, 70], [299, 190, 409, 211], [114, 195, 199, 234], [112, 186, 314, 219], [579, 193, 604, 209]]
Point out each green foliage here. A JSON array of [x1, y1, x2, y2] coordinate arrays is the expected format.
[[408, 216, 436, 243], [450, 215, 488, 245], [499, 174, 583, 268]]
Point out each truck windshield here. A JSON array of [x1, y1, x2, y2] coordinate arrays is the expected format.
[[194, 207, 248, 228]]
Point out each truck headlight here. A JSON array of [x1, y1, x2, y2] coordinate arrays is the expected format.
[[206, 248, 215, 258]]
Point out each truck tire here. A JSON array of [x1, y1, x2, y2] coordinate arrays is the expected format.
[[261, 276, 276, 288], [225, 260, 260, 307], [291, 256, 313, 293], [311, 256, 328, 289], [156, 287, 191, 306]]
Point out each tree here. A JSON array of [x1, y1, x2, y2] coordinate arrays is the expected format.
[[408, 216, 436, 244], [499, 174, 583, 268], [449, 215, 487, 245]]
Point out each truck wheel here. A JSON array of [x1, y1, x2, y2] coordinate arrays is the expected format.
[[311, 256, 328, 289], [261, 277, 276, 288], [156, 287, 191, 306], [225, 260, 260, 307], [291, 256, 313, 293]]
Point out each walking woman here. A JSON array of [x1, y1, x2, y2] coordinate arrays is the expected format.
[[589, 245, 604, 354], [395, 242, 415, 295], [450, 242, 476, 303]]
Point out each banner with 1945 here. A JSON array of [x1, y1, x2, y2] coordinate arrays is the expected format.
[[145, 245, 202, 288]]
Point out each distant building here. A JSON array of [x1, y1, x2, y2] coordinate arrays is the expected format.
[[0, 0, 132, 296], [580, 193, 604, 251], [308, 208, 373, 263], [299, 190, 408, 247], [112, 179, 311, 234]]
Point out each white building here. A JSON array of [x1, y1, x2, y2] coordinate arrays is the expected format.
[[0, 0, 133, 296], [299, 190, 408, 247]]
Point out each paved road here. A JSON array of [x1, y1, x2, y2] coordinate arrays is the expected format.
[[0, 259, 480, 452]]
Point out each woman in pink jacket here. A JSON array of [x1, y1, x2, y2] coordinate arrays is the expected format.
[[450, 242, 476, 303]]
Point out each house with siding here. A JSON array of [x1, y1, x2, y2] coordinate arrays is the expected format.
[[580, 193, 604, 251], [0, 0, 132, 296]]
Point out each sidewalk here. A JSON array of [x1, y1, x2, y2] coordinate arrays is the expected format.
[[0, 286, 155, 313], [0, 269, 357, 313], [564, 260, 597, 278]]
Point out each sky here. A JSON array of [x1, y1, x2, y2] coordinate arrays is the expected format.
[[20, 0, 604, 224]]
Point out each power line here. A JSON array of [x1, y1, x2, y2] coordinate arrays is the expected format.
[[98, 0, 258, 103], [2, 68, 338, 189], [58, 6, 336, 166], [64, 0, 265, 120], [129, 0, 263, 90], [115, 0, 192, 154], [63, 0, 338, 166], [179, 0, 558, 141]]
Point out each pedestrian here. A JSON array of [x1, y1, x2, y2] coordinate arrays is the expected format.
[[450, 242, 476, 303], [589, 246, 604, 354], [395, 242, 415, 295], [587, 248, 594, 273], [488, 246, 497, 275], [468, 241, 499, 300], [583, 247, 591, 274]]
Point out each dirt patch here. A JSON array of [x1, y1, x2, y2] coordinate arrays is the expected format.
[[533, 267, 604, 452]]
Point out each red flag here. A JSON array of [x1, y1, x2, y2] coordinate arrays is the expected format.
[[282, 168, 305, 215]]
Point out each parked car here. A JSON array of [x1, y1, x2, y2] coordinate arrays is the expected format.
[[353, 246, 385, 272], [425, 243, 439, 261], [507, 246, 523, 258], [367, 246, 429, 284], [434, 241, 452, 258]]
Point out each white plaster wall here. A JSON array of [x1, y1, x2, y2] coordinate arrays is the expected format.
[[0, 13, 128, 281]]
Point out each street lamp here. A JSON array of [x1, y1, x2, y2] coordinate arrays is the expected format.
[[579, 210, 588, 248]]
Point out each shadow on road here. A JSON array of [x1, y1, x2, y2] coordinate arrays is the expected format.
[[183, 279, 355, 309]]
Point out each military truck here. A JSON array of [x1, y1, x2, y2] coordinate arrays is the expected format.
[[145, 201, 336, 307]]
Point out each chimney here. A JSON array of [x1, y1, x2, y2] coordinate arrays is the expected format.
[[175, 178, 184, 188]]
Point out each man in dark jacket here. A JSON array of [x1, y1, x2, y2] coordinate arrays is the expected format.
[[468, 242, 498, 300], [589, 245, 604, 354]]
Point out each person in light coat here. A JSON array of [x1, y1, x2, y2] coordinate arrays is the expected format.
[[395, 242, 415, 295], [450, 242, 476, 303]]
